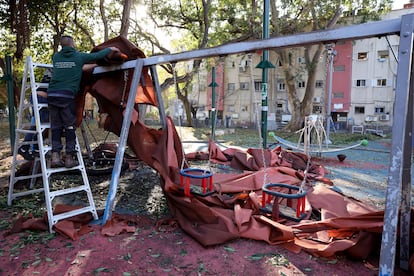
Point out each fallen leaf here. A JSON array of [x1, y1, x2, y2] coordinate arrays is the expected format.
[[31, 259, 41, 266], [247, 253, 265, 261]]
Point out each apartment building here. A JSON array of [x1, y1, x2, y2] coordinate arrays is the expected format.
[[175, 6, 414, 131]]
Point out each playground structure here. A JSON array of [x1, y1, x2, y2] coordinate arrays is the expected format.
[[89, 14, 414, 275], [268, 114, 367, 156], [3, 13, 414, 276]]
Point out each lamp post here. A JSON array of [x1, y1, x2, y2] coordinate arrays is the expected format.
[[208, 66, 218, 141], [325, 45, 336, 145], [256, 0, 274, 148]]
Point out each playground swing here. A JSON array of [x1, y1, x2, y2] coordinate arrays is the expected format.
[[260, 123, 309, 222], [171, 62, 215, 197], [241, 53, 308, 222], [260, 119, 311, 222]]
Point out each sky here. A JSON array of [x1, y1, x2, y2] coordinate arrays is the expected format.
[[393, 0, 407, 9]]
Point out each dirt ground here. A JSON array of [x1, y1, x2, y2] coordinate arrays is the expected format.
[[0, 125, 411, 275]]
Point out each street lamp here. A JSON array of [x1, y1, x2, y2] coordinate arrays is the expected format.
[[325, 44, 337, 145]]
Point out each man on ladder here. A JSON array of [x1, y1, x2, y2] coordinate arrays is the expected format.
[[47, 35, 119, 168]]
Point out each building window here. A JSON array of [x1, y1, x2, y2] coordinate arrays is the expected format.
[[277, 82, 286, 91], [355, 106, 365, 114], [377, 50, 389, 61], [228, 83, 235, 91], [355, 79, 367, 87], [240, 82, 249, 90], [376, 79, 387, 87], [276, 59, 283, 67], [241, 105, 248, 112], [375, 107, 385, 113], [313, 106, 322, 113], [357, 52, 368, 60], [276, 103, 283, 108], [333, 92, 344, 98], [297, 81, 305, 88], [334, 65, 345, 71], [254, 81, 263, 92], [315, 80, 324, 88], [228, 105, 235, 112], [297, 56, 305, 64]]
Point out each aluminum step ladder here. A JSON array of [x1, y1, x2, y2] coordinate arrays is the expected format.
[[8, 56, 98, 233]]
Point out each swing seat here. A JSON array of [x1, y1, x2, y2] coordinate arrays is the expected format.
[[260, 183, 307, 222], [179, 168, 215, 197]]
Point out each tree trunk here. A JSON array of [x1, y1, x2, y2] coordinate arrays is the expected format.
[[14, 0, 30, 61], [120, 0, 132, 38], [100, 0, 109, 41], [279, 44, 322, 131]]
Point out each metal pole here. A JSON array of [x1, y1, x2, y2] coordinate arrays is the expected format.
[[150, 65, 167, 129], [102, 59, 144, 224], [208, 66, 218, 141], [259, 0, 271, 148], [379, 13, 414, 275], [325, 46, 336, 145], [5, 55, 15, 148]]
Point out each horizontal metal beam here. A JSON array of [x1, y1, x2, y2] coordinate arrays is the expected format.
[[93, 16, 403, 74]]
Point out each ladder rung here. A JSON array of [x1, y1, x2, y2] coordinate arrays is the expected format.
[[51, 206, 96, 224], [40, 145, 52, 152], [46, 164, 82, 174], [16, 129, 37, 135], [37, 103, 48, 108], [49, 185, 91, 198], [40, 123, 51, 129], [32, 62, 53, 69], [13, 173, 44, 181], [9, 188, 45, 200]]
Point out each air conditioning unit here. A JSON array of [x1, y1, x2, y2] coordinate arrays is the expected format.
[[313, 97, 321, 103], [365, 115, 378, 122], [239, 60, 247, 71], [379, 114, 390, 121]]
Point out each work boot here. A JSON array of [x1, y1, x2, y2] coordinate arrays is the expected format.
[[18, 145, 34, 161], [51, 151, 64, 168], [65, 152, 79, 168]]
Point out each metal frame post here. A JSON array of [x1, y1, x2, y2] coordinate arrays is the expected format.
[[150, 65, 167, 129], [379, 13, 414, 275], [102, 59, 144, 224], [5, 55, 15, 148]]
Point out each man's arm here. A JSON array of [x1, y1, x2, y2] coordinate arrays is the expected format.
[[83, 47, 120, 63]]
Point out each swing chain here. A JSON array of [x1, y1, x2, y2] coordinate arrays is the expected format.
[[248, 54, 269, 185], [120, 70, 129, 108], [171, 62, 190, 171], [298, 116, 313, 193]]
